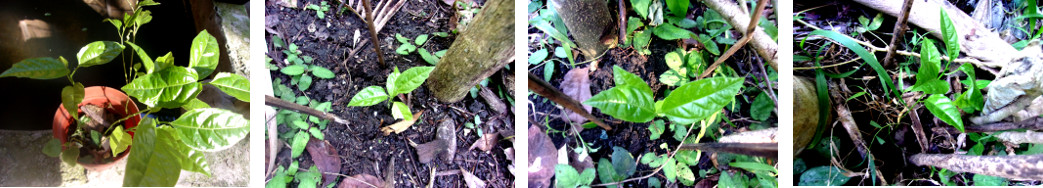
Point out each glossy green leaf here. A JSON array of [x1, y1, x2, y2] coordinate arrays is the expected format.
[[415, 34, 429, 46], [310, 66, 335, 79], [649, 120, 665, 139], [653, 24, 694, 40], [347, 86, 387, 107], [660, 77, 743, 125], [281, 65, 307, 76], [391, 102, 413, 121], [386, 67, 400, 97], [0, 57, 68, 79], [154, 52, 175, 71], [924, 94, 964, 132], [309, 127, 324, 140], [126, 42, 155, 73], [940, 9, 960, 60], [911, 39, 948, 94], [665, 0, 688, 16], [291, 130, 308, 158], [123, 121, 182, 187], [189, 30, 219, 78], [612, 65, 651, 92], [798, 166, 850, 186], [632, 0, 651, 19], [418, 48, 439, 65], [170, 108, 249, 152], [109, 126, 132, 156], [61, 83, 84, 120], [209, 72, 250, 102], [585, 85, 656, 123], [77, 41, 124, 68], [750, 92, 774, 121], [169, 125, 211, 176], [528, 48, 548, 64], [122, 66, 202, 108], [393, 66, 434, 96]]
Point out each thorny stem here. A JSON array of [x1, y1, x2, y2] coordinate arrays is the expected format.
[[362, 0, 386, 66]]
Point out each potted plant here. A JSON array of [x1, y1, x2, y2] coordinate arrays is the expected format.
[[4, 0, 251, 186]]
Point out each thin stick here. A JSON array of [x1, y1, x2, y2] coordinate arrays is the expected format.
[[265, 95, 348, 125], [362, 0, 386, 66], [618, 0, 626, 43], [699, 0, 769, 79], [881, 0, 915, 67], [527, 73, 610, 130]]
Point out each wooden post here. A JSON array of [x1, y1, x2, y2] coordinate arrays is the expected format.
[[426, 0, 513, 103], [551, 0, 614, 60]]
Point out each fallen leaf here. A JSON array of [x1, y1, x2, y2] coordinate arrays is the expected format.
[[560, 67, 593, 126], [381, 110, 424, 135], [415, 120, 456, 164], [278, 0, 298, 8], [461, 168, 487, 188], [469, 133, 499, 151], [528, 126, 557, 188], [337, 174, 385, 188], [306, 138, 341, 187]]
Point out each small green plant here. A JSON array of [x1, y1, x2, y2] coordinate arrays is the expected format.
[[394, 33, 448, 65], [347, 66, 434, 122], [15, 1, 250, 186], [658, 50, 706, 87], [908, 8, 980, 132], [307, 1, 331, 19], [270, 38, 336, 91], [585, 65, 742, 124]]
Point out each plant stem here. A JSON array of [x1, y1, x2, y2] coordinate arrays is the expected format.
[[527, 73, 610, 130], [265, 95, 348, 125], [362, 0, 386, 66]]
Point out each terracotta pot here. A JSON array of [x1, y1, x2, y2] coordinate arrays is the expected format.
[[52, 86, 141, 171]]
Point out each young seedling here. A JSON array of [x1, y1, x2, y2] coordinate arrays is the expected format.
[[394, 33, 449, 65], [347, 66, 434, 134], [273, 41, 336, 91], [307, 1, 331, 19]]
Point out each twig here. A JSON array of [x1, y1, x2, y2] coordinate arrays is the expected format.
[[618, 0, 626, 43], [362, 0, 386, 66], [754, 55, 778, 106], [527, 73, 610, 130], [699, 0, 770, 79], [265, 95, 348, 125], [881, 0, 915, 67]]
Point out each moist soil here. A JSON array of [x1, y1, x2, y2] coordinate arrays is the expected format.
[[794, 0, 1039, 185], [266, 0, 514, 187], [528, 1, 778, 186]]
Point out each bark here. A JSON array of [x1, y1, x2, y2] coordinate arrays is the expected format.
[[551, 0, 614, 60], [426, 0, 513, 103], [702, 0, 778, 70], [851, 0, 1017, 68], [910, 154, 1043, 180]]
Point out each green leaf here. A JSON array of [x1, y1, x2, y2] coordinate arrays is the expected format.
[[391, 101, 413, 121], [170, 108, 250, 152], [730, 162, 778, 173], [674, 150, 699, 166], [649, 120, 665, 139], [43, 139, 61, 157], [393, 66, 434, 95], [612, 65, 651, 92], [189, 30, 220, 78], [677, 163, 696, 186], [798, 166, 850, 186], [868, 13, 884, 31], [154, 52, 175, 71], [924, 94, 964, 132], [810, 30, 898, 99], [123, 121, 182, 187], [973, 174, 1007, 186], [632, 0, 651, 19], [418, 48, 439, 65], [310, 66, 335, 79], [585, 86, 656, 123], [309, 127, 325, 140], [395, 33, 410, 43], [122, 66, 202, 108], [396, 43, 416, 55], [664, 51, 684, 73], [940, 9, 960, 61], [0, 57, 68, 79], [291, 130, 308, 158], [653, 24, 694, 40], [555, 164, 582, 188], [76, 41, 124, 68], [660, 77, 743, 125], [296, 165, 321, 188], [126, 42, 155, 73], [209, 72, 250, 102], [597, 158, 619, 187], [665, 0, 689, 16], [61, 143, 80, 166], [109, 126, 132, 156], [698, 34, 720, 55], [544, 61, 555, 81], [61, 83, 84, 120], [386, 67, 400, 96], [663, 157, 677, 182], [281, 65, 308, 76], [267, 167, 290, 188], [415, 34, 429, 46], [435, 49, 447, 57], [611, 147, 636, 177], [529, 48, 549, 64], [659, 70, 686, 87], [910, 39, 948, 94], [292, 120, 310, 129], [750, 92, 774, 121], [172, 125, 211, 176], [634, 30, 653, 52], [299, 74, 313, 91], [134, 10, 153, 27], [347, 86, 388, 107]]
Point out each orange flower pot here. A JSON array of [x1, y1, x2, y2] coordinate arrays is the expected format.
[[52, 86, 141, 171]]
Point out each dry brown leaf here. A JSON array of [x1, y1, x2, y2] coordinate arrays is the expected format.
[[527, 126, 557, 188], [468, 133, 499, 151], [460, 168, 487, 188], [306, 138, 341, 187], [337, 174, 385, 188], [560, 67, 592, 125], [381, 110, 424, 135]]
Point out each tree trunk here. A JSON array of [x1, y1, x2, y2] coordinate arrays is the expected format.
[[552, 0, 614, 60], [426, 0, 513, 103]]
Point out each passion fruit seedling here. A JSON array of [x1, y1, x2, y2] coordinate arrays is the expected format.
[[307, 1, 331, 19], [347, 66, 435, 134], [1, 1, 250, 186], [394, 32, 449, 65]]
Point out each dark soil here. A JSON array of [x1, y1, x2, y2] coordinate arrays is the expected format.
[[794, 0, 1039, 186], [527, 1, 778, 186], [266, 0, 514, 187]]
